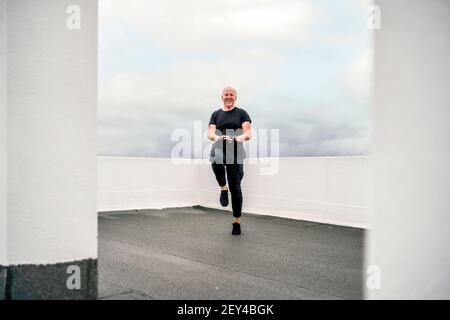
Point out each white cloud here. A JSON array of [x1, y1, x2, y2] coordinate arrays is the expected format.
[[340, 50, 373, 100], [100, 0, 315, 53], [99, 55, 283, 115]]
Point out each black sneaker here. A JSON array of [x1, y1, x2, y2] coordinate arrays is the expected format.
[[220, 190, 229, 207], [232, 222, 241, 235]]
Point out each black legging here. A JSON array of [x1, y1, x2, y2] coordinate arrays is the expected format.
[[211, 163, 244, 218]]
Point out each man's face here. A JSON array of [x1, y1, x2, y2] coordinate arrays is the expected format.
[[222, 88, 237, 108]]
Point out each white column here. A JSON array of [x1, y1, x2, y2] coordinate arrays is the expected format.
[[7, 0, 97, 265], [367, 0, 450, 299], [0, 0, 7, 268], [2, 0, 98, 299]]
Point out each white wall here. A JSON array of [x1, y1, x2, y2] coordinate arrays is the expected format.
[[367, 0, 450, 299], [98, 157, 201, 211], [98, 156, 369, 228], [0, 0, 7, 266], [5, 0, 98, 265]]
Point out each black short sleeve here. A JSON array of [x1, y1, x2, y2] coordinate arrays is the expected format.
[[209, 110, 218, 126], [240, 109, 252, 124]]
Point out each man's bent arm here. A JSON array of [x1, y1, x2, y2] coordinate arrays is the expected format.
[[208, 124, 220, 142], [235, 121, 252, 142]]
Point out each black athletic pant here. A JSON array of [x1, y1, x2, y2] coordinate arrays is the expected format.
[[211, 163, 244, 218]]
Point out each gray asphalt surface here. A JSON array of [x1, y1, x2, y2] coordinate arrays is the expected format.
[[98, 206, 364, 300]]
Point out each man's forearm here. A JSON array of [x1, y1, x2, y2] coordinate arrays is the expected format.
[[208, 131, 219, 142], [236, 131, 251, 142]]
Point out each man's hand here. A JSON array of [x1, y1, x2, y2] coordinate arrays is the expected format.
[[211, 134, 247, 142], [222, 135, 234, 142], [234, 135, 244, 143], [212, 135, 231, 142]]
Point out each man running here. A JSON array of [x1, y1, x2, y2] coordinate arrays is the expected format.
[[208, 87, 252, 235]]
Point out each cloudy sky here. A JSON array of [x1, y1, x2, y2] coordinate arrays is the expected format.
[[98, 0, 373, 158]]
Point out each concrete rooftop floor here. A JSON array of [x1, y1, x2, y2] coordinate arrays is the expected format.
[[98, 206, 364, 300]]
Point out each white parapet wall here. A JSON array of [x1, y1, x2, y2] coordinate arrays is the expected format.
[[98, 157, 201, 211], [98, 156, 369, 228]]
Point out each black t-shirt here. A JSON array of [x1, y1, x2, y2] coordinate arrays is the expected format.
[[209, 107, 252, 135], [209, 107, 252, 164]]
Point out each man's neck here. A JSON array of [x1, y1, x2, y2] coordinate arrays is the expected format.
[[222, 105, 236, 112]]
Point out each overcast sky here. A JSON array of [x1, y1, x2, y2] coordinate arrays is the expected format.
[[98, 0, 373, 158]]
